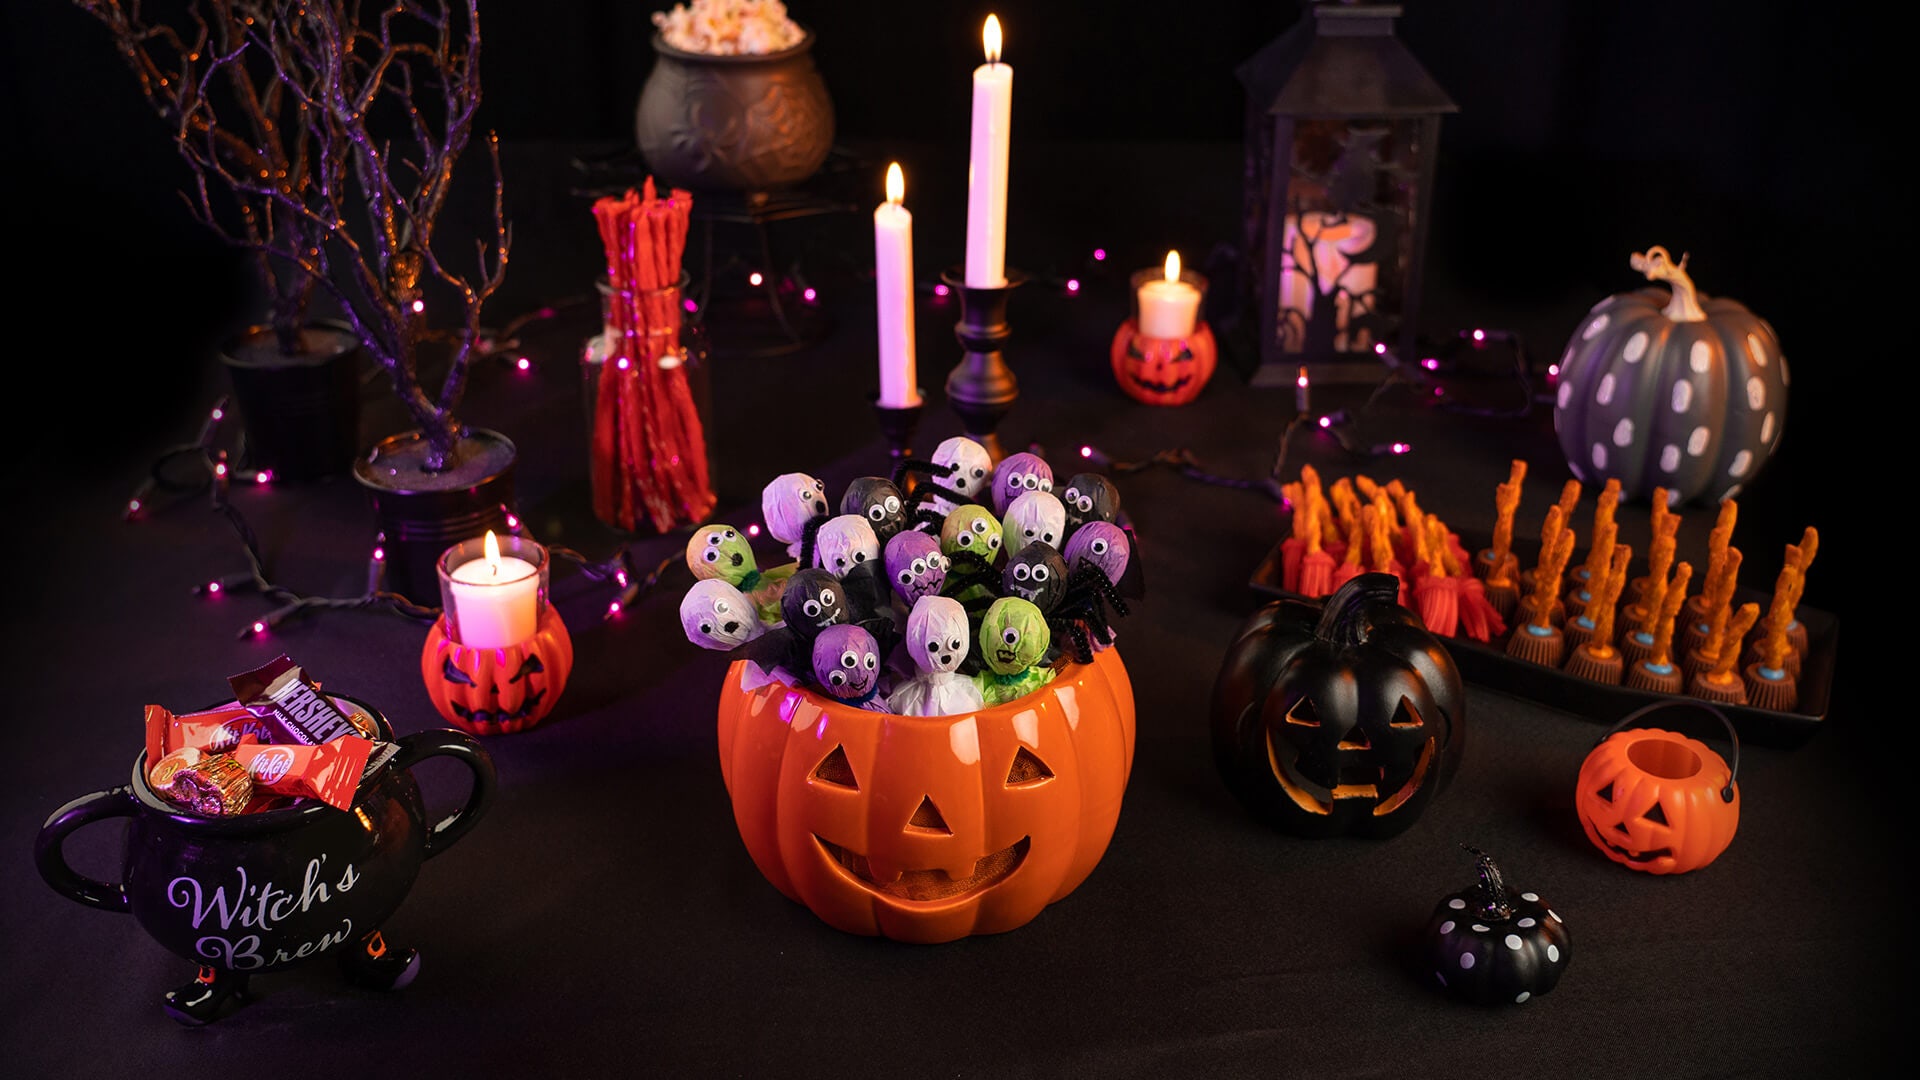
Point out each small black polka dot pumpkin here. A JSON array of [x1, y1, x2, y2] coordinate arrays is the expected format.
[[1424, 846, 1569, 1006]]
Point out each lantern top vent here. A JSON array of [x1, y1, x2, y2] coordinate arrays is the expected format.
[[1238, 2, 1457, 120]]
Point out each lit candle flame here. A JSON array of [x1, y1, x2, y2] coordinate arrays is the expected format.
[[886, 162, 904, 205], [483, 529, 501, 577], [983, 14, 1002, 63], [1164, 250, 1181, 283]]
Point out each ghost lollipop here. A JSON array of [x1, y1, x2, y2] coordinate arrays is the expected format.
[[812, 514, 882, 576], [911, 435, 993, 522], [680, 579, 765, 651], [1003, 489, 1067, 557], [975, 597, 1055, 705], [762, 471, 830, 558], [887, 596, 986, 717], [811, 624, 888, 711]]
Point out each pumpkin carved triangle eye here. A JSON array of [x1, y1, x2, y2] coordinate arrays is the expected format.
[[906, 796, 951, 834], [441, 657, 477, 686], [510, 655, 545, 682], [1006, 747, 1054, 785], [811, 745, 858, 790], [1593, 781, 1615, 803], [1284, 697, 1319, 726], [1643, 803, 1668, 825], [1389, 698, 1424, 728]]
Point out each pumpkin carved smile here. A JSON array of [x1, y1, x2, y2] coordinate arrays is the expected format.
[[815, 835, 1030, 903]]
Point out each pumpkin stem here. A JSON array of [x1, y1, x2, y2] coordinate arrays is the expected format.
[[1462, 844, 1514, 919], [1628, 247, 1707, 323], [1312, 572, 1400, 649]]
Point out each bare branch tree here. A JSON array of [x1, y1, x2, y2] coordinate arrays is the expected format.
[[76, 0, 509, 471]]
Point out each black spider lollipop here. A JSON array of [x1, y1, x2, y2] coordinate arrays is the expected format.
[[1003, 542, 1068, 613], [840, 477, 908, 545], [779, 568, 850, 640], [1060, 473, 1121, 535]]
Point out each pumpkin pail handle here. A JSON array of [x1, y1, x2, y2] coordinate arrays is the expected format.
[[1598, 700, 1738, 802]]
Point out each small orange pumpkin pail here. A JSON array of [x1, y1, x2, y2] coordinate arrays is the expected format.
[[1575, 701, 1740, 875], [716, 648, 1136, 944]]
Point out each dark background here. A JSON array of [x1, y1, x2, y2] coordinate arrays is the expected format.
[[0, 1, 1890, 1076]]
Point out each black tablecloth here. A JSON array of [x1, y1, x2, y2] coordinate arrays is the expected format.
[[3, 142, 1886, 1077]]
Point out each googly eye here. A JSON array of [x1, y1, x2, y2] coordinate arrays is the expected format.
[[714, 600, 731, 614], [884, 496, 901, 513], [987, 535, 1001, 550], [910, 558, 926, 575], [950, 638, 964, 651], [1024, 528, 1036, 538], [1091, 539, 1109, 555], [1063, 488, 1079, 504], [971, 518, 989, 535], [802, 599, 822, 618], [936, 555, 949, 570], [698, 621, 713, 634], [707, 533, 724, 546], [1023, 474, 1038, 490], [1033, 566, 1050, 582], [840, 651, 858, 668], [1042, 532, 1055, 544], [1038, 477, 1052, 492], [723, 528, 737, 540], [957, 534, 974, 548], [812, 479, 825, 491], [828, 671, 846, 687], [1078, 496, 1093, 513], [1013, 564, 1031, 581], [1002, 627, 1021, 645], [972, 467, 986, 479], [867, 505, 885, 522], [897, 569, 914, 585], [834, 556, 849, 570], [703, 549, 720, 563], [862, 653, 878, 671], [819, 590, 836, 607]]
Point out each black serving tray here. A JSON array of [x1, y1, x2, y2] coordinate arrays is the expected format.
[[1248, 520, 1838, 749]]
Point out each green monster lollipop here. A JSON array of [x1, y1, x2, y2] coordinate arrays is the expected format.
[[940, 504, 1003, 562], [686, 524, 795, 625], [975, 597, 1056, 705]]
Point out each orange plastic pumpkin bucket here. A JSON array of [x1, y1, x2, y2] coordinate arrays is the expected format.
[[717, 648, 1135, 943], [1575, 701, 1740, 875]]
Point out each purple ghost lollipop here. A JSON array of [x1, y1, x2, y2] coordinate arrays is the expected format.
[[811, 624, 884, 708], [1064, 520, 1130, 585], [885, 529, 949, 604], [991, 451, 1054, 516]]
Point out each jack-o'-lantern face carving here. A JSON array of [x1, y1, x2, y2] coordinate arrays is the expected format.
[[1575, 725, 1739, 875], [422, 606, 575, 735], [712, 647, 1137, 942], [1212, 574, 1465, 839], [1111, 322, 1218, 406]]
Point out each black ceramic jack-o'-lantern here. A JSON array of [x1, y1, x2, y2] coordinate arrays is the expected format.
[[1212, 573, 1464, 839]]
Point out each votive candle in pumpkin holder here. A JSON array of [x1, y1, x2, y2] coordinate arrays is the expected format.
[[421, 530, 574, 735], [714, 648, 1136, 944], [1109, 251, 1217, 406]]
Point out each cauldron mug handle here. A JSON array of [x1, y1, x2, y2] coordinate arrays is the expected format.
[[391, 730, 497, 859], [35, 786, 137, 912]]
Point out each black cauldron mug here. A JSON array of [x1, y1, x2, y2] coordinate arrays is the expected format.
[[35, 695, 495, 1024]]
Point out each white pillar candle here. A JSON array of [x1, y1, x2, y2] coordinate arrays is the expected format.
[[447, 531, 540, 648], [1137, 250, 1202, 340], [875, 163, 920, 408], [964, 15, 1012, 288]]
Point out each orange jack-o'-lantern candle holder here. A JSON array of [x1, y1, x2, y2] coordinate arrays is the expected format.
[[715, 647, 1136, 944], [1575, 701, 1740, 875], [421, 533, 573, 735], [1110, 262, 1216, 406]]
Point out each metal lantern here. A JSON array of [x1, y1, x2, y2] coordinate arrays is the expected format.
[[1236, 2, 1455, 385]]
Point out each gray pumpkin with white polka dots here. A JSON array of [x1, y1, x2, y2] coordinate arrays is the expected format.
[[1553, 250, 1786, 506]]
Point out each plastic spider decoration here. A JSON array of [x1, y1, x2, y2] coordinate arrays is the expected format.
[[991, 451, 1054, 516], [1003, 490, 1066, 557], [1059, 473, 1121, 538], [840, 476, 907, 545], [762, 472, 829, 557], [1004, 540, 1129, 664], [885, 529, 949, 605]]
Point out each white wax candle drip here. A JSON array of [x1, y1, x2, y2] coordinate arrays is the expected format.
[[964, 15, 1012, 288], [1137, 250, 1201, 340], [874, 163, 920, 408], [446, 530, 541, 649]]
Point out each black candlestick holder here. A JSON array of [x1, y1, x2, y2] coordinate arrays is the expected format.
[[868, 389, 923, 465], [942, 267, 1027, 463]]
